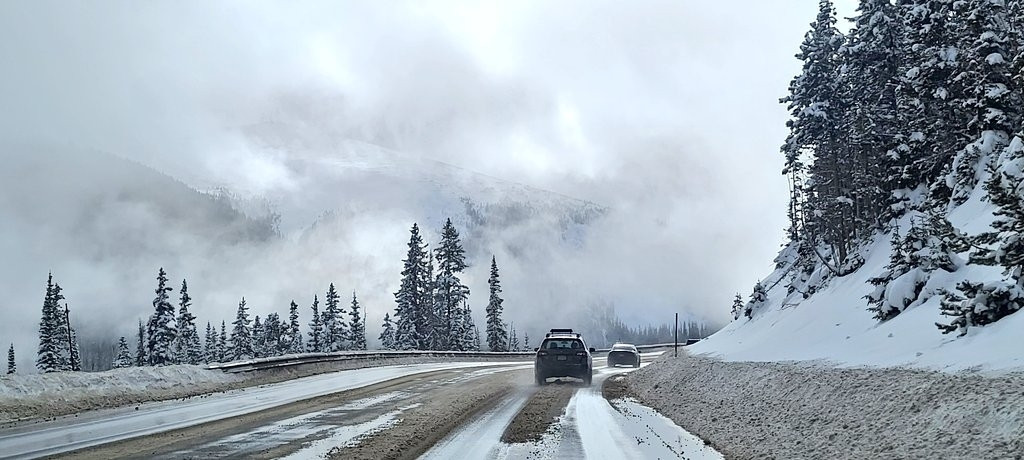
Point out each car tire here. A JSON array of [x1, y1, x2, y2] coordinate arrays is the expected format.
[[584, 372, 593, 386], [634, 360, 640, 368], [535, 373, 546, 386]]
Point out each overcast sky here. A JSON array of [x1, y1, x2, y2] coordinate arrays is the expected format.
[[0, 1, 860, 363]]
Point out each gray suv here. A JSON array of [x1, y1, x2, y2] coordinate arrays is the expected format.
[[534, 328, 595, 386]]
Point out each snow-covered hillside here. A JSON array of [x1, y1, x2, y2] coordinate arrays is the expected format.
[[694, 188, 1022, 373]]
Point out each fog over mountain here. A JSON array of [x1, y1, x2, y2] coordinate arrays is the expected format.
[[0, 1, 859, 369]]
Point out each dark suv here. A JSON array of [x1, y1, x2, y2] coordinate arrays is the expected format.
[[534, 328, 595, 386]]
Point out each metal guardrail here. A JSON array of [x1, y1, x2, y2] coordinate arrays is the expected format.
[[207, 350, 535, 373], [207, 341, 690, 373]]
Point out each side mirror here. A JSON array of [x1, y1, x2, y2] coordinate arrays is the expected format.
[[589, 348, 596, 353], [533, 347, 539, 352]]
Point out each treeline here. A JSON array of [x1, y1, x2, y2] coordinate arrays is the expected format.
[[742, 0, 1024, 333], [34, 269, 368, 373]]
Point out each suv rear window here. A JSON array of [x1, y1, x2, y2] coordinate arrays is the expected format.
[[543, 339, 584, 349]]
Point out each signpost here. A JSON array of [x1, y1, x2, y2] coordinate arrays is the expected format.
[[674, 312, 678, 357]]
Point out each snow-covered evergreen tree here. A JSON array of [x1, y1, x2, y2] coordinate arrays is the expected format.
[[731, 293, 744, 320], [743, 281, 768, 319], [940, 130, 1024, 334], [135, 319, 146, 366], [348, 292, 367, 350], [113, 337, 133, 368], [520, 331, 527, 352], [394, 223, 430, 350], [218, 321, 228, 362], [175, 279, 202, 365], [36, 273, 61, 373], [229, 297, 253, 361], [7, 343, 15, 374], [322, 284, 347, 352], [203, 321, 216, 363], [508, 327, 520, 352], [484, 256, 509, 352], [65, 308, 81, 372], [146, 268, 177, 366], [378, 313, 396, 350], [252, 315, 265, 358], [948, 0, 1015, 205], [307, 295, 324, 352], [431, 219, 470, 350], [284, 301, 303, 354], [780, 0, 845, 243], [264, 312, 283, 356]]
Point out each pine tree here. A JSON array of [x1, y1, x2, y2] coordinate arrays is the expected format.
[[175, 279, 202, 365], [65, 306, 81, 372], [307, 295, 324, 352], [146, 268, 177, 366], [743, 281, 768, 319], [780, 0, 845, 242], [520, 331, 528, 352], [204, 321, 216, 363], [431, 219, 470, 350], [229, 297, 253, 361], [379, 313, 396, 350], [218, 321, 228, 362], [348, 292, 367, 350], [731, 293, 744, 320], [284, 301, 303, 354], [113, 337, 133, 368], [948, 0, 1015, 205], [394, 223, 430, 350], [485, 256, 509, 352], [135, 319, 146, 366], [508, 327, 520, 352], [36, 273, 60, 373], [7, 343, 15, 375], [322, 284, 347, 352], [51, 284, 70, 371], [252, 315, 265, 358], [264, 312, 283, 356]]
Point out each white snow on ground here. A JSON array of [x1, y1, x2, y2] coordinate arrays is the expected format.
[[570, 391, 722, 460], [0, 361, 527, 459], [278, 405, 420, 460], [0, 364, 238, 401], [694, 191, 1022, 373]]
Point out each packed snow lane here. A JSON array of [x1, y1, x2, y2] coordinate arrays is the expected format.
[[0, 361, 528, 459], [420, 352, 720, 460]]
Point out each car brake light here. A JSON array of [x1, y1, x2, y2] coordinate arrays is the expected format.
[[538, 351, 548, 356], [575, 352, 586, 356]]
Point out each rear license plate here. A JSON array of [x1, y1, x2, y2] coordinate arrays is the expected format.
[[557, 355, 567, 361]]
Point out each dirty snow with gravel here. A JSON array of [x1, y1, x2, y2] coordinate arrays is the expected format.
[[628, 352, 1024, 460]]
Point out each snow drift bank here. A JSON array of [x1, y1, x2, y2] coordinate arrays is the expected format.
[[628, 352, 1024, 459], [0, 365, 240, 424]]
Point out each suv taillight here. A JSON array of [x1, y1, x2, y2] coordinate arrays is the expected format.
[[575, 351, 586, 356], [538, 351, 548, 356]]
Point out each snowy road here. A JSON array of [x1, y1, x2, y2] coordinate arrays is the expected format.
[[0, 351, 718, 459], [0, 361, 528, 459], [421, 357, 722, 460]]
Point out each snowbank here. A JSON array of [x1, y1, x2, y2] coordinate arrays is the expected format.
[[694, 191, 1022, 373], [628, 352, 1024, 459], [0, 365, 241, 423]]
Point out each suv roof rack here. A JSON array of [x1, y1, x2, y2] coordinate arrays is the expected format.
[[546, 328, 581, 338]]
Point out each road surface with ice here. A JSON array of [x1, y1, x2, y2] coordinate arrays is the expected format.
[[0, 352, 718, 459]]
